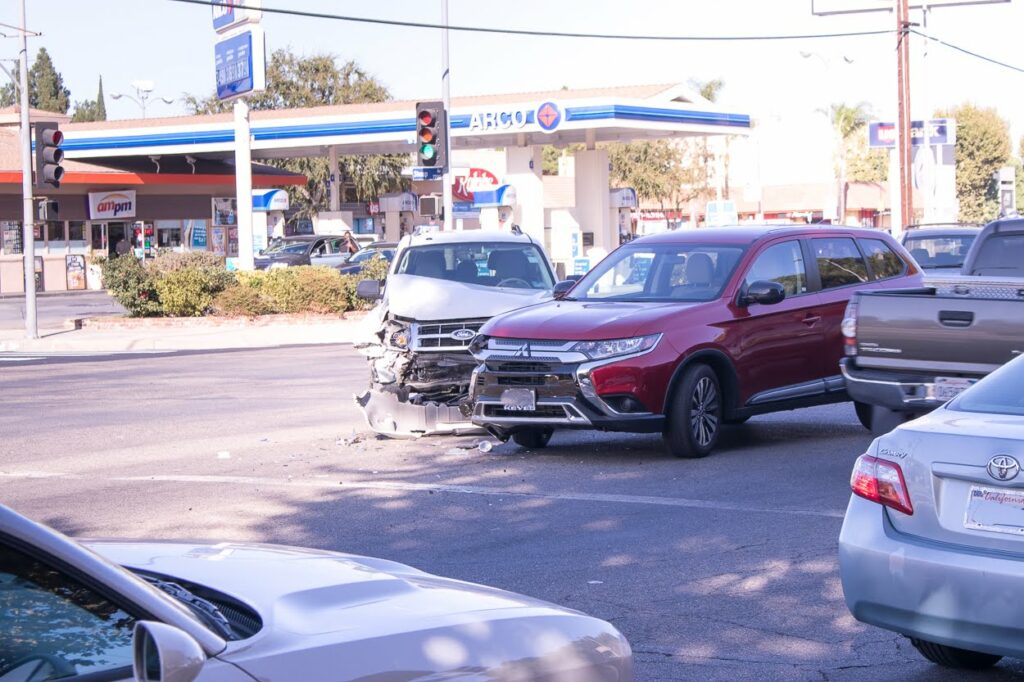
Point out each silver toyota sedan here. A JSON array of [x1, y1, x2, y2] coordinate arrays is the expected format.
[[0, 504, 633, 682], [839, 354, 1024, 670]]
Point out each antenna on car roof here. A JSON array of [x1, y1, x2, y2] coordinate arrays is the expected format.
[[510, 224, 523, 236]]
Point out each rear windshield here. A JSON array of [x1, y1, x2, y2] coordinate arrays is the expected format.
[[396, 242, 553, 290], [968, 234, 1024, 276], [949, 358, 1024, 417], [903, 234, 975, 270]]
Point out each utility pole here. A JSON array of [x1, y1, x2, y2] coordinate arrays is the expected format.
[[441, 0, 453, 231], [895, 0, 914, 231], [19, 0, 36, 339]]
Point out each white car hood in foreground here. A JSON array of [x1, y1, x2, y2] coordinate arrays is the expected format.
[[384, 274, 551, 321], [88, 540, 632, 682]]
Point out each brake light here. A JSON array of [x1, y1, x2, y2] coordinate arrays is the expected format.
[[851, 454, 913, 515], [841, 298, 858, 357]]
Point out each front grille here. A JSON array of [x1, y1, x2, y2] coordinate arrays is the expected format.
[[492, 338, 571, 348], [489, 361, 558, 373], [412, 319, 486, 352]]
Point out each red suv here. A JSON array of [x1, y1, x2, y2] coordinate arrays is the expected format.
[[469, 226, 922, 457]]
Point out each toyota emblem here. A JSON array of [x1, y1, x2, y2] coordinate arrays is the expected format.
[[987, 455, 1021, 482]]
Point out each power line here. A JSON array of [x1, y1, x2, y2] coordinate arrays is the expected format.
[[912, 29, 1024, 75], [165, 0, 894, 42]]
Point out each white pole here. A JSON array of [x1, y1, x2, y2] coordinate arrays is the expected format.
[[890, 0, 904, 237], [19, 0, 36, 339], [328, 145, 340, 212], [920, 4, 935, 222], [441, 0, 453, 231], [234, 99, 255, 270]]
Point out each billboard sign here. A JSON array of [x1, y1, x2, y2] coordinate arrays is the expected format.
[[215, 27, 266, 101], [868, 119, 955, 148], [89, 190, 137, 220], [212, 0, 262, 33], [812, 0, 1008, 14]]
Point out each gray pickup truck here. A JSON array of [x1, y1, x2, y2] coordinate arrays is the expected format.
[[842, 217, 1024, 431]]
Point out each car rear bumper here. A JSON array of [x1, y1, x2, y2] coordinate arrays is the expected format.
[[839, 494, 1024, 659], [840, 358, 970, 413]]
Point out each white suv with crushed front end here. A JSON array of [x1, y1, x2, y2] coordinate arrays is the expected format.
[[354, 228, 558, 437]]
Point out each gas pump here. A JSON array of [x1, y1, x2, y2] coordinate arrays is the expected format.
[[379, 192, 419, 241], [474, 185, 517, 232], [609, 188, 638, 245]]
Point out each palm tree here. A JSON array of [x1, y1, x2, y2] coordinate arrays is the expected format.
[[828, 102, 873, 222]]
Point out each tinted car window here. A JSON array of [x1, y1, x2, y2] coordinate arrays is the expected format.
[[813, 238, 869, 289], [950, 358, 1024, 417], [573, 244, 744, 302], [859, 238, 906, 280], [968, 234, 1024, 276], [264, 241, 310, 255], [744, 241, 807, 296], [903, 234, 976, 270], [0, 544, 135, 678]]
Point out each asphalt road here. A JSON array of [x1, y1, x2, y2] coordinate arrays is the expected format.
[[2, 345, 1022, 682]]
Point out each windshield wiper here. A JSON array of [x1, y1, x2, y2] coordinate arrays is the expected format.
[[142, 575, 235, 639]]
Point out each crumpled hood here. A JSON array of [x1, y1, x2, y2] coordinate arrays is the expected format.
[[87, 540, 631, 681], [384, 274, 550, 321], [482, 299, 707, 341]]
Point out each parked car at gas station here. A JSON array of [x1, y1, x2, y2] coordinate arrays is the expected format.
[[336, 240, 397, 275], [254, 235, 351, 270]]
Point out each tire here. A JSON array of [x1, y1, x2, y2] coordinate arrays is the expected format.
[[854, 401, 873, 431], [909, 638, 1002, 670], [512, 428, 553, 449], [663, 364, 721, 459]]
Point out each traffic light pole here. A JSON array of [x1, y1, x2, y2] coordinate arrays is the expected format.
[[441, 0, 453, 231], [19, 0, 36, 339]]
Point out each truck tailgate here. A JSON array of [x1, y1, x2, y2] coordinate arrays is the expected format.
[[855, 289, 1024, 375]]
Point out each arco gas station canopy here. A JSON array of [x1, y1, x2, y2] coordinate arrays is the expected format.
[[60, 83, 750, 162]]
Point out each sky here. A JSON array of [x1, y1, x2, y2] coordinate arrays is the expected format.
[[6, 0, 1024, 183]]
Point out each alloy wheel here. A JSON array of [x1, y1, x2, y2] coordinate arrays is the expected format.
[[689, 376, 719, 447]]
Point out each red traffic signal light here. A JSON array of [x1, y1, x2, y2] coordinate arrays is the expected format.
[[415, 101, 447, 171], [34, 122, 64, 190]]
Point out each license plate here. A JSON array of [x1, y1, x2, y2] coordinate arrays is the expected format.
[[964, 486, 1024, 535], [500, 388, 536, 412], [934, 376, 977, 401]]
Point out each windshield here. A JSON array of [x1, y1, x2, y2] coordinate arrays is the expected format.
[[949, 357, 1024, 417], [968, 233, 1024, 276], [263, 241, 310, 255], [903, 234, 976, 270], [571, 243, 745, 302], [395, 242, 554, 289]]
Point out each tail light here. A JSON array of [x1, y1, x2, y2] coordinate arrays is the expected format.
[[841, 298, 858, 357], [851, 454, 914, 515]]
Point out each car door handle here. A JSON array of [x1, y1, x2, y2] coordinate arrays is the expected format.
[[801, 314, 821, 326], [939, 310, 974, 327]]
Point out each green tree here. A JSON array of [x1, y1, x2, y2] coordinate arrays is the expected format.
[[828, 102, 887, 218], [186, 49, 406, 217], [608, 140, 683, 228], [0, 47, 71, 113], [72, 77, 108, 122], [935, 104, 1011, 222]]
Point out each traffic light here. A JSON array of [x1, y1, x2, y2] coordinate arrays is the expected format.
[[415, 101, 447, 170], [36, 199, 58, 221], [34, 122, 64, 190]]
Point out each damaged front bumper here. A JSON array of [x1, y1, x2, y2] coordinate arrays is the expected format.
[[354, 388, 480, 438]]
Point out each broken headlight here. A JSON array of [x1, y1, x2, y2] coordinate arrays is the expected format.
[[386, 320, 411, 350]]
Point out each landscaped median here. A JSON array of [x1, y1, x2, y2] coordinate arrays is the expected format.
[[99, 250, 389, 318]]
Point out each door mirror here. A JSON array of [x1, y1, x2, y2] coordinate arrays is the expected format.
[[132, 621, 205, 682], [356, 279, 382, 301], [552, 279, 577, 300], [741, 280, 786, 306]]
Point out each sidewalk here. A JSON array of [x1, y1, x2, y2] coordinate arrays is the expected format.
[[0, 313, 370, 352]]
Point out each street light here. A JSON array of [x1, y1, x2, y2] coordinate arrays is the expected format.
[[110, 80, 175, 118]]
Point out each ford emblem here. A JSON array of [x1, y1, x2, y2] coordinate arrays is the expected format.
[[451, 329, 476, 341], [987, 455, 1020, 482]]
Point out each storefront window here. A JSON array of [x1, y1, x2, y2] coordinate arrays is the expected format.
[[33, 224, 44, 251], [1, 222, 22, 255], [68, 221, 88, 253], [46, 221, 66, 251], [156, 220, 183, 249], [353, 217, 375, 235]]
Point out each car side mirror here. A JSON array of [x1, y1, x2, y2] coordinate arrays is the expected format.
[[553, 279, 577, 300], [356, 279, 382, 301], [133, 621, 205, 682], [741, 280, 786, 306]]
